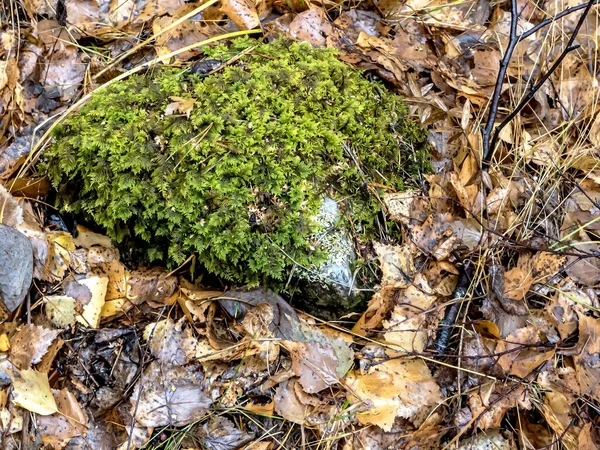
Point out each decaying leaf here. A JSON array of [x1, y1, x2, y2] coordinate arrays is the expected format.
[[9, 324, 60, 369], [130, 361, 212, 427], [37, 388, 88, 449], [382, 274, 437, 352], [346, 358, 442, 431], [274, 378, 307, 424], [143, 318, 198, 366], [495, 325, 555, 378], [221, 0, 261, 29], [45, 295, 77, 328], [289, 7, 332, 47]]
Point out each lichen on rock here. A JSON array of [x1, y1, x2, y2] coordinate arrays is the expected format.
[[41, 37, 429, 288]]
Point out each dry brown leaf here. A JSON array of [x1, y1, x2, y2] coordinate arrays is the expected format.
[[131, 361, 212, 427], [382, 274, 437, 352], [503, 265, 533, 301], [383, 190, 417, 224], [495, 325, 555, 378], [144, 318, 198, 366], [9, 325, 60, 370], [374, 243, 414, 287], [221, 0, 261, 29], [37, 389, 88, 450], [288, 341, 339, 393], [274, 378, 307, 424], [468, 382, 531, 429], [289, 7, 332, 47], [579, 422, 600, 449], [573, 313, 600, 401], [346, 358, 442, 431], [153, 15, 211, 62]]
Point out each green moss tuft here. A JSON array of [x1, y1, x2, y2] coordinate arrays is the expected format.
[[42, 38, 429, 286]]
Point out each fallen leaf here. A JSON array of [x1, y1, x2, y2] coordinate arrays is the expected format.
[[37, 388, 88, 449], [495, 325, 555, 378], [10, 369, 58, 415], [73, 276, 108, 329], [468, 382, 531, 429], [346, 358, 442, 431], [383, 274, 437, 352], [289, 7, 332, 47], [221, 0, 261, 29], [131, 361, 211, 427], [45, 295, 77, 328], [164, 96, 197, 118], [144, 318, 198, 366], [274, 378, 307, 424], [73, 225, 113, 248], [9, 325, 60, 369]]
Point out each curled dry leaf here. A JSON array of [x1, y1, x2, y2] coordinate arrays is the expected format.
[[345, 358, 442, 431]]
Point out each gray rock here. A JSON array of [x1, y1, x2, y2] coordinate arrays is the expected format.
[[0, 224, 33, 311], [301, 198, 356, 297]]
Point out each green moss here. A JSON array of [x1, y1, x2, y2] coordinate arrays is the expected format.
[[41, 38, 429, 286]]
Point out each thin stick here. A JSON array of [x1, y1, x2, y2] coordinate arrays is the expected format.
[[481, 0, 596, 168]]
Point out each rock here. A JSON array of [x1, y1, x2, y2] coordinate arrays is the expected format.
[[309, 198, 356, 292], [0, 224, 33, 311], [292, 198, 363, 319]]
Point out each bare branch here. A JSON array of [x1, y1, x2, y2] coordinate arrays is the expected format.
[[481, 0, 596, 169]]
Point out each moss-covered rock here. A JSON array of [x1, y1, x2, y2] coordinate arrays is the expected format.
[[41, 38, 429, 287]]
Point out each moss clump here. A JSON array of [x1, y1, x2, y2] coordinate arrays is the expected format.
[[42, 38, 428, 286]]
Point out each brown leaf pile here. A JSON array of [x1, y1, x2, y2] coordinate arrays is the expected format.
[[2, 0, 600, 448]]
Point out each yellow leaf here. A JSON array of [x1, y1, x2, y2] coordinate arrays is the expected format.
[[10, 369, 58, 415], [0, 334, 9, 352], [75, 276, 108, 329], [45, 295, 77, 328], [346, 358, 442, 431]]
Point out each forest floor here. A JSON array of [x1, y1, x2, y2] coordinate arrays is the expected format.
[[2, 0, 600, 448]]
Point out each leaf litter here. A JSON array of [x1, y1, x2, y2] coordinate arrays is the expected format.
[[2, 0, 600, 448]]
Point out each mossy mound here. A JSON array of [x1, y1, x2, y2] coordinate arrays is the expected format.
[[42, 38, 428, 286]]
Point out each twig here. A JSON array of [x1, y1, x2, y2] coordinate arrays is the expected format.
[[481, 0, 519, 170], [482, 0, 596, 168], [433, 264, 472, 354]]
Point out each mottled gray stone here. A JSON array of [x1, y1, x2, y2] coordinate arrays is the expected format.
[[0, 224, 33, 311]]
